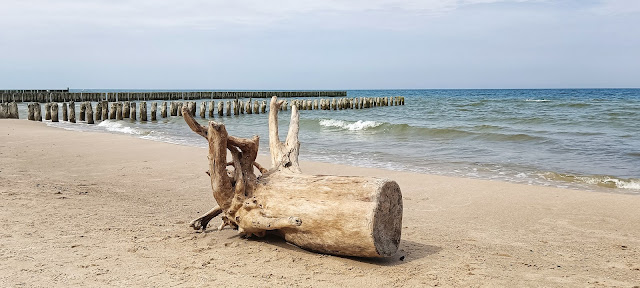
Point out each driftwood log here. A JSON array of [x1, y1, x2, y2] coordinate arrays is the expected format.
[[182, 96, 402, 258]]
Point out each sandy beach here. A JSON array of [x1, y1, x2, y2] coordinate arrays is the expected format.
[[1, 119, 639, 287]]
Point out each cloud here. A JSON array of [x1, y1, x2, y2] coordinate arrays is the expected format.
[[589, 0, 640, 15], [0, 0, 545, 32]]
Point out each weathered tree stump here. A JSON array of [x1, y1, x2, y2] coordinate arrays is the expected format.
[[51, 103, 59, 122], [62, 103, 68, 121], [182, 96, 403, 258], [68, 101, 75, 123]]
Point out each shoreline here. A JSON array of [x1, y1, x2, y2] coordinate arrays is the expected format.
[[1, 119, 640, 286]]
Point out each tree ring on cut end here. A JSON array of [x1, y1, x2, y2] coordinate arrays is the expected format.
[[373, 180, 403, 257]]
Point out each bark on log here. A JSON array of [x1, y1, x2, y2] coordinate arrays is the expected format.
[[182, 96, 403, 258]]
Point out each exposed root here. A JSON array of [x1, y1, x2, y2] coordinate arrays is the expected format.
[[189, 206, 222, 231]]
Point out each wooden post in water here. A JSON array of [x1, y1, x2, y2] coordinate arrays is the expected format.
[[208, 101, 214, 117], [151, 102, 157, 121], [200, 101, 206, 118], [161, 102, 167, 118], [95, 102, 102, 121], [123, 101, 130, 118], [68, 101, 75, 123], [225, 101, 231, 116], [253, 100, 259, 114], [140, 101, 147, 121], [170, 102, 177, 116], [246, 99, 252, 114], [51, 103, 59, 122], [62, 103, 68, 121], [261, 100, 267, 113], [116, 103, 123, 120], [44, 103, 51, 120], [79, 103, 85, 121], [233, 99, 239, 115], [102, 101, 109, 120], [86, 102, 94, 124], [177, 102, 183, 117], [189, 101, 196, 116], [130, 102, 137, 120], [27, 103, 35, 120], [217, 101, 223, 117], [109, 103, 117, 119]]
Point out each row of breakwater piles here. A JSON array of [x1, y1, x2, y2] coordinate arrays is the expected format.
[[11, 96, 405, 121], [0, 90, 347, 103]]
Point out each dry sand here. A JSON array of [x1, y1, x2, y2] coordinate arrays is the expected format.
[[1, 119, 639, 287]]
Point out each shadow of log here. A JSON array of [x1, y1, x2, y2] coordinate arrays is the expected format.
[[211, 231, 440, 266]]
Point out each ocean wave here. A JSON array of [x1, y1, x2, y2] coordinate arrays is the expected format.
[[540, 172, 640, 191], [98, 120, 144, 135], [319, 119, 382, 131], [525, 99, 551, 102]]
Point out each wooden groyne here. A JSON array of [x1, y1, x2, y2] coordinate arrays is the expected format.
[[13, 97, 404, 122], [0, 90, 347, 103]]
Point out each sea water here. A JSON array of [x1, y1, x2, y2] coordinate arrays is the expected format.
[[25, 89, 640, 194]]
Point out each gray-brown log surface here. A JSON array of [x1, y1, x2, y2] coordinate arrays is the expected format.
[[182, 96, 402, 258]]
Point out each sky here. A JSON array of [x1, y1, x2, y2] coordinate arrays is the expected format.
[[0, 0, 639, 89]]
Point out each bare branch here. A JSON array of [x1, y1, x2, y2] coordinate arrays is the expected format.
[[182, 107, 207, 138]]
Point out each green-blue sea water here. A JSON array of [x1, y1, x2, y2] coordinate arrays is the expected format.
[[30, 89, 640, 193]]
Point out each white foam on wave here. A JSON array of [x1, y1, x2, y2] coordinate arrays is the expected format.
[[525, 99, 551, 102], [319, 119, 382, 131], [98, 120, 143, 135]]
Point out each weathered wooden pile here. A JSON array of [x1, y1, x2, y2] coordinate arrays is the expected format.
[[0, 90, 347, 103], [13, 96, 405, 122]]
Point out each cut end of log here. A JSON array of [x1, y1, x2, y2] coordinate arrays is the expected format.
[[372, 179, 403, 257]]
